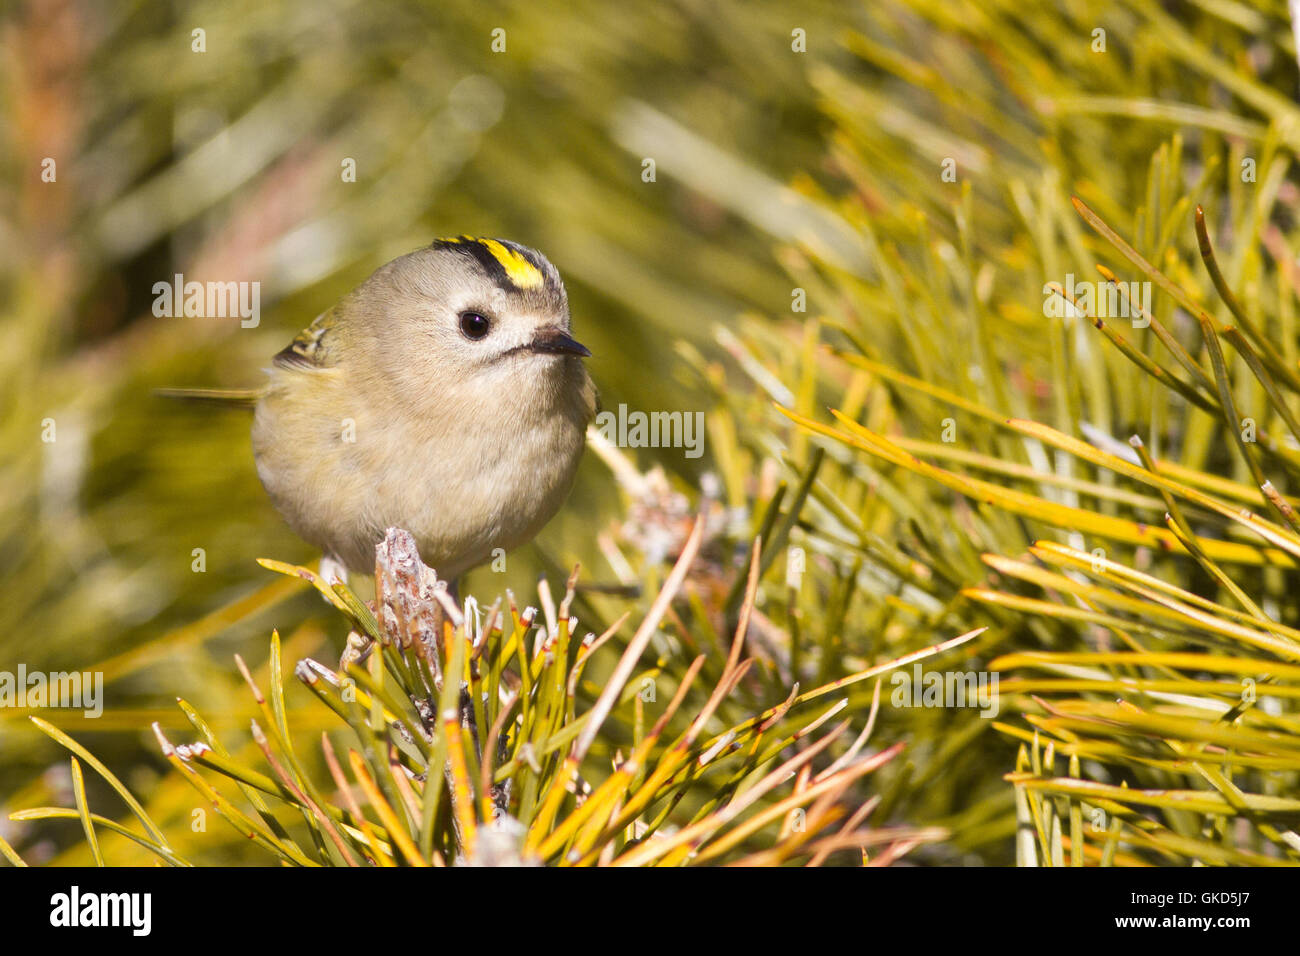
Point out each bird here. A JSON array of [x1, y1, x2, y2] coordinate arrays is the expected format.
[[164, 236, 596, 586]]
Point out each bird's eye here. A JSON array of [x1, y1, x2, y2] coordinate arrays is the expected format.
[[458, 311, 491, 340]]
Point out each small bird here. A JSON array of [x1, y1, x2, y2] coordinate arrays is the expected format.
[[169, 237, 596, 584]]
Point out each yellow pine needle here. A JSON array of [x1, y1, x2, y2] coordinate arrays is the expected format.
[[347, 750, 427, 867]]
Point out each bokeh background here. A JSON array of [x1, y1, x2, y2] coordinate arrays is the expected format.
[[4, 0, 1300, 865]]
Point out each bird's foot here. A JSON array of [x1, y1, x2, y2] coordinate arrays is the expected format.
[[320, 553, 349, 585], [339, 628, 373, 671]]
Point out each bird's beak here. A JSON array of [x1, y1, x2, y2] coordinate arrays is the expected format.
[[529, 326, 591, 358]]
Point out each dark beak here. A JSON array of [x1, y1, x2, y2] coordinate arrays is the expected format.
[[529, 326, 591, 358]]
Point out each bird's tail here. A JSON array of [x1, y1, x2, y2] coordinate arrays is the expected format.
[[154, 387, 263, 409]]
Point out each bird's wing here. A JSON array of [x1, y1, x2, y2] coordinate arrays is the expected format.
[[157, 308, 342, 407], [273, 307, 340, 371]]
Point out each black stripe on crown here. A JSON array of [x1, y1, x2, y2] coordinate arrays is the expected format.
[[431, 236, 551, 292]]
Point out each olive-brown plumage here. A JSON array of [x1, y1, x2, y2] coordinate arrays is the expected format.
[[251, 237, 596, 580]]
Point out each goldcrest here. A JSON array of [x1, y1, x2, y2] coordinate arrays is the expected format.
[[250, 237, 596, 581]]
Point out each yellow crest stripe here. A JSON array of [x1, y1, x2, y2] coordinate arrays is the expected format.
[[479, 239, 545, 289], [434, 235, 547, 290]]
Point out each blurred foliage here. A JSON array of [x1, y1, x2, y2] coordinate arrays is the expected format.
[[9, 525, 954, 867], [5, 0, 1300, 865]]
